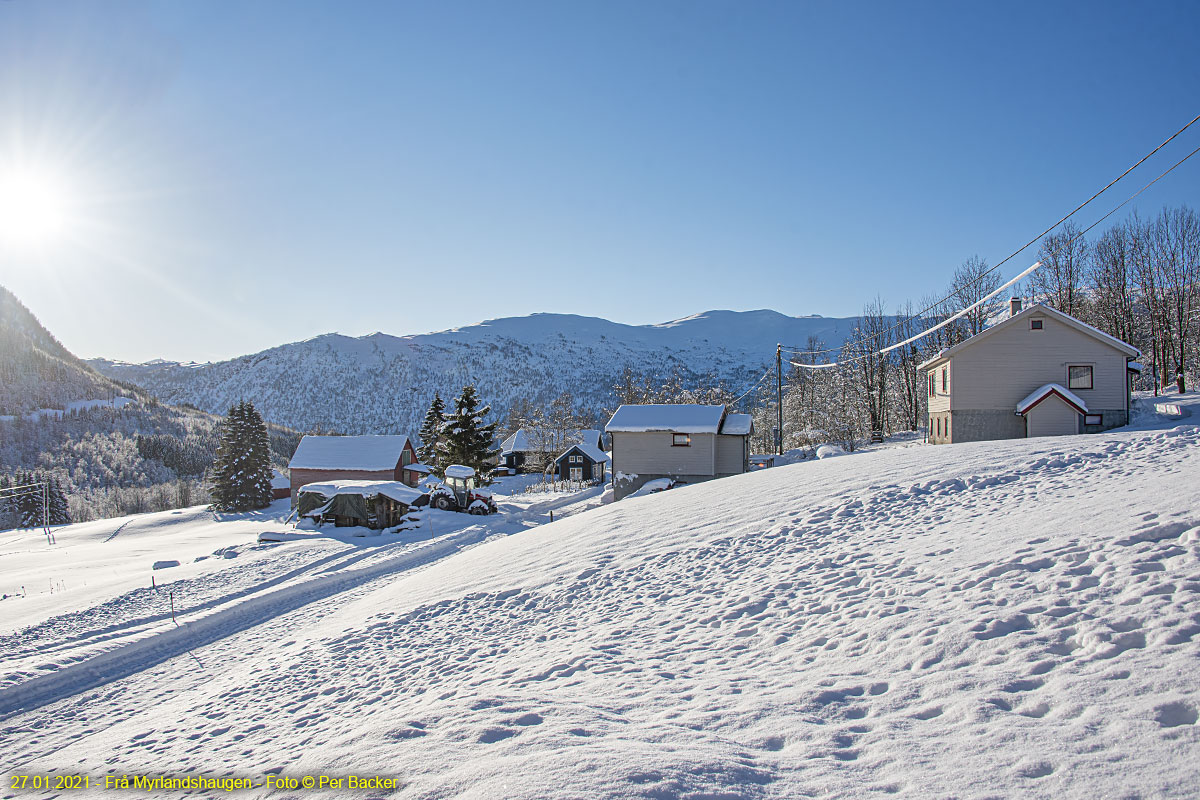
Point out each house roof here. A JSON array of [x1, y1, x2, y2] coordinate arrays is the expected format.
[[270, 469, 290, 490], [1016, 383, 1089, 416], [296, 479, 425, 506], [605, 404, 727, 433], [719, 413, 753, 436], [288, 435, 411, 471], [555, 443, 610, 464], [499, 428, 603, 455], [918, 303, 1141, 371]]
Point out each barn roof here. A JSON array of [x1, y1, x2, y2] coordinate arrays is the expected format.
[[288, 435, 411, 471]]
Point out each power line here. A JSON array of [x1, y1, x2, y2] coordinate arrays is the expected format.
[[788, 139, 1200, 370], [778, 112, 1200, 359]]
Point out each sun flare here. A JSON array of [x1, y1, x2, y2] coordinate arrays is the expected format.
[[0, 167, 72, 248]]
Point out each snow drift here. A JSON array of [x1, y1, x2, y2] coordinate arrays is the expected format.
[[2, 417, 1199, 798]]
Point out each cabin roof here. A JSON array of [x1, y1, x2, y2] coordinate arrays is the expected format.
[[289, 435, 411, 471]]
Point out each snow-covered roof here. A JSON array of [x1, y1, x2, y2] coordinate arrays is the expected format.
[[500, 428, 602, 455], [555, 443, 610, 464], [270, 469, 290, 490], [297, 479, 425, 505], [918, 303, 1139, 371], [444, 465, 476, 479], [499, 429, 531, 455], [719, 413, 753, 436], [1128, 361, 1144, 373], [288, 435, 411, 471], [1016, 383, 1089, 416], [605, 404, 726, 434]]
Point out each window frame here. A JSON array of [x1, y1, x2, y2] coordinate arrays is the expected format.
[[1031, 319, 1043, 330], [671, 433, 691, 447], [1084, 414, 1103, 426], [941, 367, 948, 393], [1068, 365, 1094, 390]]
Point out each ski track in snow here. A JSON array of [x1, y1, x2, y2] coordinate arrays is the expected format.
[[1, 421, 1199, 798]]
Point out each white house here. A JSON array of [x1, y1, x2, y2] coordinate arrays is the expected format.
[[920, 300, 1141, 443]]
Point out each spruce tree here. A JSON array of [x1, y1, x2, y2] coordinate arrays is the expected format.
[[243, 402, 275, 508], [440, 385, 499, 481], [210, 401, 273, 512], [16, 470, 41, 528], [48, 476, 71, 526], [417, 393, 445, 468]]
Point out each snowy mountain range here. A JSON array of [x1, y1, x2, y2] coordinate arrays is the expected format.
[[90, 310, 874, 435]]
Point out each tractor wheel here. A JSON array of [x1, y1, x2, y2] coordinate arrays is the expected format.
[[433, 494, 454, 511], [468, 505, 487, 515]]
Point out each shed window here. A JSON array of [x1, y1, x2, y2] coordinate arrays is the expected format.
[[1031, 319, 1043, 330], [672, 433, 691, 447], [1084, 414, 1103, 426], [1068, 365, 1093, 390]]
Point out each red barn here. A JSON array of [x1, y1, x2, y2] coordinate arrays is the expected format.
[[287, 435, 421, 505]]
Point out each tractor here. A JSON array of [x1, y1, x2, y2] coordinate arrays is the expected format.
[[428, 465, 497, 514]]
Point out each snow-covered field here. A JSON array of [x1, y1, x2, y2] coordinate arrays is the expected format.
[[2, 399, 1199, 798]]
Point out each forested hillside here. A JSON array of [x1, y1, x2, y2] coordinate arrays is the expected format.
[[0, 286, 300, 524], [90, 310, 877, 435]]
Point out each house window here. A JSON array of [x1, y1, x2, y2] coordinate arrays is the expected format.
[[1031, 319, 1043, 330], [941, 367, 948, 393], [936, 417, 942, 437], [672, 433, 691, 447], [929, 373, 936, 397], [1084, 414, 1103, 426], [570, 454, 582, 463], [1068, 365, 1093, 390]]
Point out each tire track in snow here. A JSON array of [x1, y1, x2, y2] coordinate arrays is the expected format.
[[0, 526, 495, 719]]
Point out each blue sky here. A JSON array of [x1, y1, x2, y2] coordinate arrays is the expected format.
[[0, 0, 1197, 362]]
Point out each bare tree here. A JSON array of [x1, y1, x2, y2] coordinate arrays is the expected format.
[[1030, 221, 1089, 317], [950, 256, 1003, 338]]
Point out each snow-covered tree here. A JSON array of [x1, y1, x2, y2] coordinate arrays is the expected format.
[[417, 393, 446, 468], [209, 401, 273, 512], [440, 386, 499, 480]]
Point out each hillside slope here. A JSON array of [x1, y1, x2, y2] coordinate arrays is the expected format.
[[0, 285, 299, 521], [89, 310, 875, 435], [1, 413, 1198, 798]]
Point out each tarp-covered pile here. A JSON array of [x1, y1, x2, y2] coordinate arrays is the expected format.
[[297, 479, 425, 529]]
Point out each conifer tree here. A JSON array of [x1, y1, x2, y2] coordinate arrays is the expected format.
[[417, 393, 446, 468], [440, 385, 499, 480], [210, 401, 274, 512], [48, 476, 71, 526]]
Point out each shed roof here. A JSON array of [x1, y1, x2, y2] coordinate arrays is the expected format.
[[605, 404, 726, 433], [1016, 383, 1089, 416], [918, 303, 1140, 371], [719, 413, 753, 435], [289, 435, 411, 471]]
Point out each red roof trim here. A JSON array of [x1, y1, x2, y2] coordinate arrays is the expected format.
[[1017, 387, 1087, 417]]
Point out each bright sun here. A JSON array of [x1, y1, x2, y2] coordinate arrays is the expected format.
[[0, 168, 71, 248]]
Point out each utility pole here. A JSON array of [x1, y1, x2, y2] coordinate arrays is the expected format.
[[776, 344, 783, 456]]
